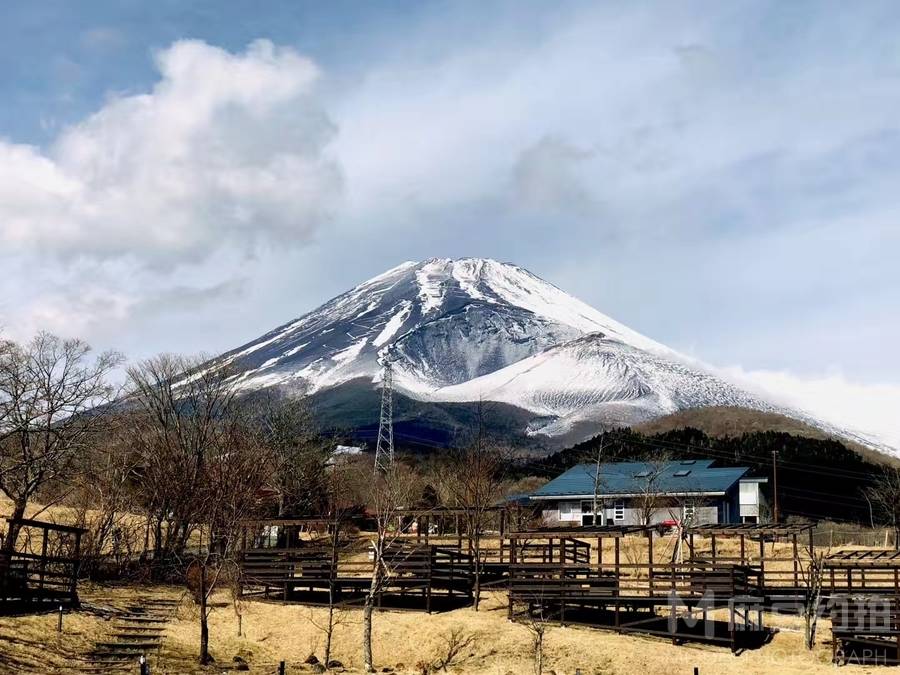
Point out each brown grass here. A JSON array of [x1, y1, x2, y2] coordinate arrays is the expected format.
[[0, 578, 879, 675]]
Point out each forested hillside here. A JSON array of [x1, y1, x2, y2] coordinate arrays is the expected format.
[[527, 427, 886, 524]]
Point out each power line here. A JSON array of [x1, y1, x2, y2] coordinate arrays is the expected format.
[[623, 431, 878, 479]]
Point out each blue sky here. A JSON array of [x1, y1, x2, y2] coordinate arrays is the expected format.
[[1, 1, 898, 446]]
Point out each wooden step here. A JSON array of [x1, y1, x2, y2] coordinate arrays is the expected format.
[[109, 632, 163, 640], [95, 642, 159, 651], [118, 615, 166, 622], [113, 623, 166, 633]]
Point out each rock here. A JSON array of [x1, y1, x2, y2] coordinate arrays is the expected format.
[[235, 663, 250, 671], [305, 654, 320, 665], [311, 664, 326, 674], [381, 668, 394, 673], [326, 660, 343, 669]]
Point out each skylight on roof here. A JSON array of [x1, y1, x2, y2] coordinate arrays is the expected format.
[[673, 470, 691, 477], [634, 470, 651, 478], [680, 460, 696, 465]]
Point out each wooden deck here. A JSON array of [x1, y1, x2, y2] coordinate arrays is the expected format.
[[240, 541, 474, 613], [831, 593, 900, 666], [507, 559, 771, 651]]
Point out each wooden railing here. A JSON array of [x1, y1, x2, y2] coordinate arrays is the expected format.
[[508, 560, 762, 608], [0, 551, 79, 605], [824, 565, 900, 596]]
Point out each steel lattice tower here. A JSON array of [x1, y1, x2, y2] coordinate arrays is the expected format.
[[374, 358, 394, 472]]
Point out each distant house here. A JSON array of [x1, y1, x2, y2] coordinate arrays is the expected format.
[[530, 459, 767, 526], [326, 444, 364, 467]]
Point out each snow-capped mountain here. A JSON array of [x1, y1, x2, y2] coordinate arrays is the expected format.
[[203, 258, 884, 450]]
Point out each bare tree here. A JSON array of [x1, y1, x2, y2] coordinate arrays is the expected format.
[[442, 410, 507, 610], [70, 416, 142, 576], [513, 598, 552, 675], [121, 353, 274, 663], [581, 437, 606, 526], [186, 420, 271, 664], [311, 457, 368, 668], [428, 625, 477, 672], [632, 454, 671, 527], [125, 354, 240, 568], [249, 390, 329, 516], [662, 480, 708, 564], [798, 542, 829, 649], [867, 467, 900, 549], [362, 461, 424, 673], [0, 333, 122, 552]]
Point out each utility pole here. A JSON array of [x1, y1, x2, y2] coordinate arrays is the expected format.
[[374, 356, 394, 473], [772, 449, 779, 523]]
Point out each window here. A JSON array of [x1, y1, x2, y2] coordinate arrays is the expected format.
[[581, 500, 600, 514], [683, 504, 696, 524], [673, 469, 691, 477], [613, 501, 625, 521], [558, 501, 580, 521]]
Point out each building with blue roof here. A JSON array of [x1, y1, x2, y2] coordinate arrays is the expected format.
[[530, 459, 767, 526]]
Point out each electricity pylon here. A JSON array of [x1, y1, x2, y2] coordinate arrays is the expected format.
[[374, 355, 394, 473]]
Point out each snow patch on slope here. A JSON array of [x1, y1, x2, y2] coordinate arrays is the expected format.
[[415, 260, 449, 314], [373, 301, 412, 347]]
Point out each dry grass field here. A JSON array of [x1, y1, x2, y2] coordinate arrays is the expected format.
[[0, 579, 881, 675]]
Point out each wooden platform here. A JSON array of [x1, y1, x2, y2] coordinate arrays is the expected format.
[[241, 541, 474, 613], [831, 593, 900, 666], [508, 560, 770, 652]]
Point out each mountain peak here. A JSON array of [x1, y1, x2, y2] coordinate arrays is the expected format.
[[199, 259, 874, 452]]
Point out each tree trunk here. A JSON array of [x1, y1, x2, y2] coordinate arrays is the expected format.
[[362, 599, 374, 672], [533, 630, 543, 675], [363, 540, 384, 673], [153, 516, 163, 558], [324, 603, 334, 666], [1, 498, 27, 554], [473, 534, 481, 611], [140, 516, 151, 563], [199, 563, 211, 664]]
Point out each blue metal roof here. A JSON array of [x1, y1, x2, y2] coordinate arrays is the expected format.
[[531, 460, 750, 498]]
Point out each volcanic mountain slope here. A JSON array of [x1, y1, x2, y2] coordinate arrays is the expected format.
[[201, 258, 885, 452]]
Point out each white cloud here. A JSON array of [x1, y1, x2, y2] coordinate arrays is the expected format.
[[0, 39, 341, 266], [722, 366, 900, 451], [512, 136, 596, 215]]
